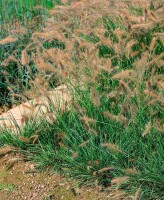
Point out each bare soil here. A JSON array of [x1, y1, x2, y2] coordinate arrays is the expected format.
[[0, 154, 112, 200]]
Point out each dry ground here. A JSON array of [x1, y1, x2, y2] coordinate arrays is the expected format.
[[0, 154, 128, 200], [0, 156, 102, 200]]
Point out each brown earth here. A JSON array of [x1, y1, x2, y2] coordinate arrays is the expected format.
[[0, 155, 101, 200], [0, 153, 130, 200], [0, 153, 115, 200]]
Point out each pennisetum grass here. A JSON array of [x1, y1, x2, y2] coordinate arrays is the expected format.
[[0, 0, 163, 199]]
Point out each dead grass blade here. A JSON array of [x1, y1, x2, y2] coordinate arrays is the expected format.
[[80, 116, 96, 124], [133, 188, 141, 200], [79, 140, 89, 147], [18, 136, 31, 143], [45, 113, 57, 124], [112, 70, 135, 79], [1, 55, 18, 66], [101, 143, 124, 154], [119, 80, 133, 96], [6, 157, 24, 169], [156, 81, 164, 90], [131, 22, 154, 30], [149, 37, 157, 51], [30, 135, 39, 144], [71, 152, 78, 159], [142, 122, 151, 137], [0, 146, 16, 156], [126, 39, 138, 56], [111, 176, 129, 186], [0, 36, 17, 45], [124, 168, 139, 175], [98, 167, 114, 173], [144, 89, 159, 98], [103, 112, 127, 125], [21, 49, 29, 65]]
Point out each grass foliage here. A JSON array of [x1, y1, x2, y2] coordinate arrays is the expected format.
[[0, 0, 164, 199], [0, 0, 60, 24]]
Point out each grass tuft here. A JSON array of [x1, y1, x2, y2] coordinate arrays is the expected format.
[[0, 0, 164, 199]]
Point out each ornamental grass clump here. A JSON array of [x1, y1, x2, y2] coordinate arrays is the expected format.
[[0, 0, 163, 199]]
